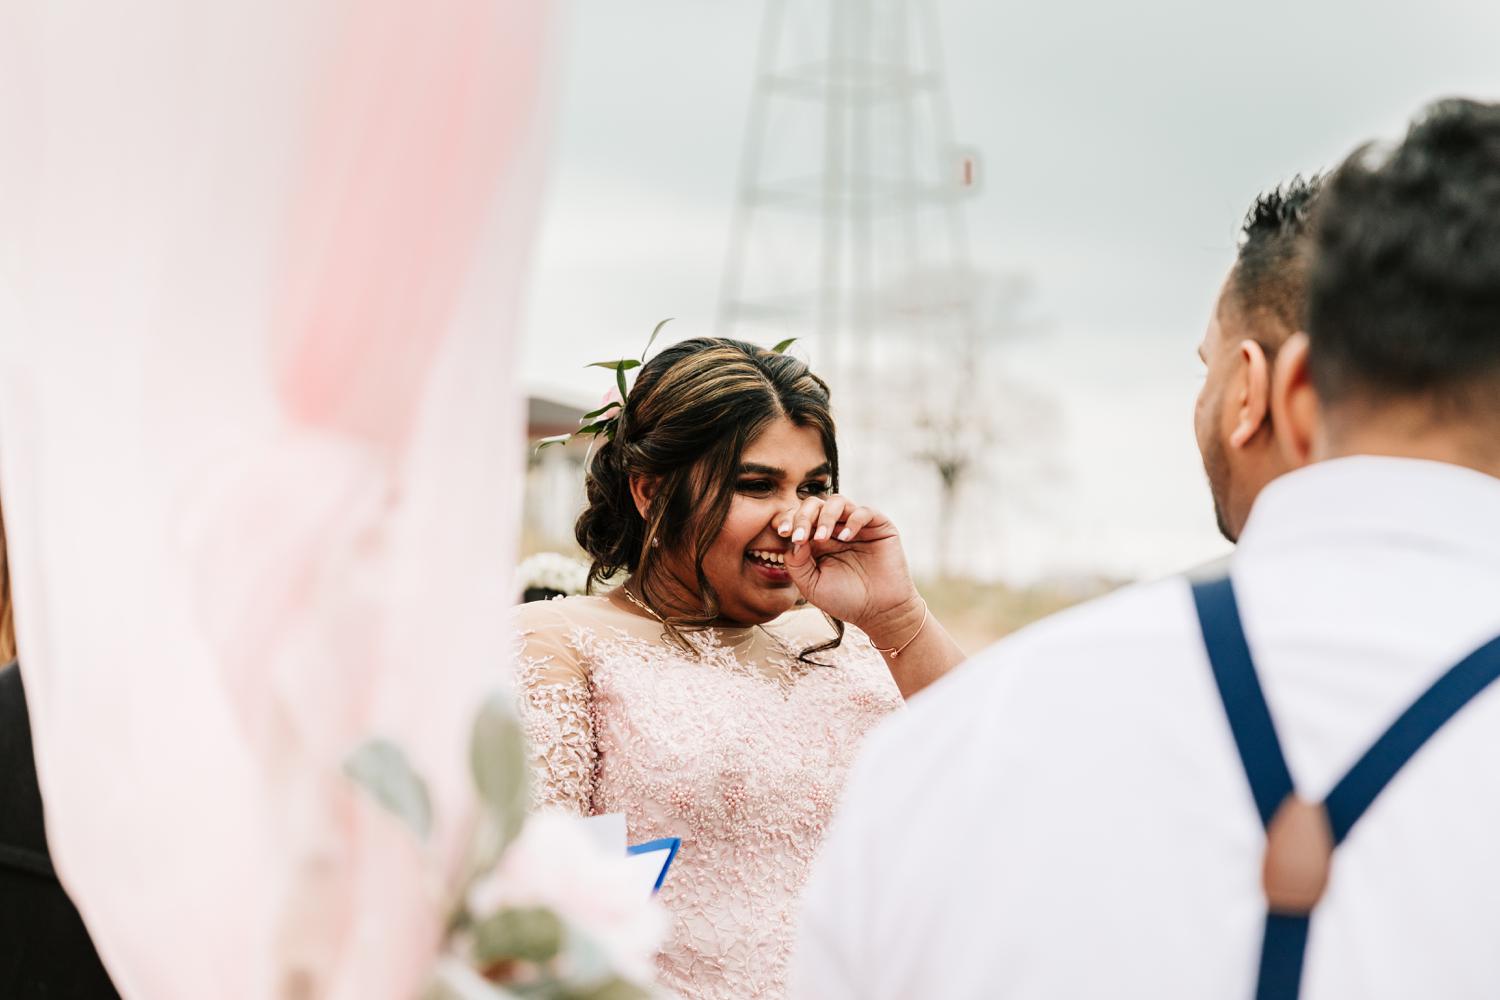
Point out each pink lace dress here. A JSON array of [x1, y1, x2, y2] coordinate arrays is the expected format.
[[512, 594, 903, 999]]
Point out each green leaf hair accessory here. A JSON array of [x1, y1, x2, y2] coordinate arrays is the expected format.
[[641, 316, 672, 361], [534, 325, 795, 455], [535, 318, 673, 453]]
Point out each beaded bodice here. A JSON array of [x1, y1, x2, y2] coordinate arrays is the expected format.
[[511, 594, 903, 1000]]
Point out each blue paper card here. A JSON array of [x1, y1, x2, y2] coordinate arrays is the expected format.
[[626, 837, 681, 894]]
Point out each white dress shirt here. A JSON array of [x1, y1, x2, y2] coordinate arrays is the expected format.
[[791, 457, 1500, 1000]]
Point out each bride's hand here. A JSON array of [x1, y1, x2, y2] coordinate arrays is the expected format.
[[777, 494, 921, 637]]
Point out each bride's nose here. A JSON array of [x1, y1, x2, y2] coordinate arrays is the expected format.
[[767, 506, 797, 537]]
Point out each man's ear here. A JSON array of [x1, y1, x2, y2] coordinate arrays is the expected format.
[[1228, 339, 1272, 449], [628, 474, 659, 520], [1268, 332, 1319, 468]]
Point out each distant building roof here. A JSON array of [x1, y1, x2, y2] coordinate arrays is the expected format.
[[526, 385, 593, 439]]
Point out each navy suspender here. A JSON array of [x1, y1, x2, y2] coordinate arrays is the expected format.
[[1191, 576, 1500, 1000], [1191, 576, 1308, 997]]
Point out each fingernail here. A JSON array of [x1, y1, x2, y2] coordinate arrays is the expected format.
[[814, 526, 830, 541], [839, 528, 853, 542], [779, 522, 791, 535], [792, 528, 807, 543]]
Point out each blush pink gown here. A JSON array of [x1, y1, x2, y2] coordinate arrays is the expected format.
[[513, 594, 903, 1000]]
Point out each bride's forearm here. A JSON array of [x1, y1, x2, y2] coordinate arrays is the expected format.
[[860, 597, 966, 699]]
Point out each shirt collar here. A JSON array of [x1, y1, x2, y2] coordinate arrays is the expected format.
[[1237, 456, 1500, 562]]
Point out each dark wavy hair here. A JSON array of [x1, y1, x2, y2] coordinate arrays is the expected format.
[[574, 337, 843, 659], [1309, 98, 1500, 416]]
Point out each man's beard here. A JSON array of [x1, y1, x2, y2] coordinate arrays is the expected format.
[[1201, 433, 1238, 544]]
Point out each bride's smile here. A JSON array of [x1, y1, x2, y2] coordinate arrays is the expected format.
[[698, 418, 832, 621]]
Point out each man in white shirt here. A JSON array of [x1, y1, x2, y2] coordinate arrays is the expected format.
[[791, 98, 1500, 1000]]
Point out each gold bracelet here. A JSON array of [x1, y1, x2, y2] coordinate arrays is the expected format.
[[871, 599, 930, 659]]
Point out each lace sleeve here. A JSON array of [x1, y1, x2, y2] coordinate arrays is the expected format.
[[510, 602, 595, 815]]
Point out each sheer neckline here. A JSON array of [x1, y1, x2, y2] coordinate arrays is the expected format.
[[600, 588, 766, 637], [588, 591, 796, 641], [555, 594, 822, 692]]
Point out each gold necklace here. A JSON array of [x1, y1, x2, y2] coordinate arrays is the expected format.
[[620, 583, 666, 622], [620, 584, 763, 647]]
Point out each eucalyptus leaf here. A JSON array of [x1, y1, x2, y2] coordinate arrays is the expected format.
[[614, 364, 629, 400], [424, 957, 518, 1000], [641, 317, 674, 362], [470, 694, 529, 851], [466, 815, 508, 879], [558, 979, 651, 1000], [771, 337, 797, 354], [473, 906, 564, 965], [534, 434, 572, 452], [585, 359, 641, 372], [343, 738, 432, 840]]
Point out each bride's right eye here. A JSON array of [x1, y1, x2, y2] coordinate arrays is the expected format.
[[736, 479, 774, 497]]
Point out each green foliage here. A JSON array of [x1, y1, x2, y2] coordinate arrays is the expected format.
[[473, 907, 565, 966], [579, 402, 623, 421], [343, 738, 433, 840], [640, 317, 673, 362], [556, 978, 652, 1000], [471, 694, 529, 859], [534, 434, 572, 452], [540, 322, 799, 456], [424, 958, 514, 1000], [359, 692, 659, 1000]]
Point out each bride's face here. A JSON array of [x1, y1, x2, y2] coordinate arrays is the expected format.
[[694, 416, 832, 625]]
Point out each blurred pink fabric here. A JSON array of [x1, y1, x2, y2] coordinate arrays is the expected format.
[[0, 3, 549, 997]]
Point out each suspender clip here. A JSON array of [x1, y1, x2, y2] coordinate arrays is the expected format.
[[1262, 796, 1333, 916]]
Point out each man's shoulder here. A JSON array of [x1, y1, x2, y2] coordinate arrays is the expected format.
[[920, 577, 1196, 709], [854, 576, 1204, 784]]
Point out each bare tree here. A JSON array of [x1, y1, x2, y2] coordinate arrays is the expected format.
[[875, 268, 1056, 579]]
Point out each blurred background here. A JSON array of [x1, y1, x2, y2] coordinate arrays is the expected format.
[[519, 0, 1500, 651]]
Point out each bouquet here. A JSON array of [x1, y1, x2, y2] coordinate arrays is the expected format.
[[345, 696, 666, 998]]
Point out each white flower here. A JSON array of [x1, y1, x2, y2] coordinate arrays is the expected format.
[[515, 553, 591, 597], [468, 812, 668, 984]]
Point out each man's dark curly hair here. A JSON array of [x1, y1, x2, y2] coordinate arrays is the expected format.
[[1308, 98, 1500, 413], [1229, 173, 1325, 342]]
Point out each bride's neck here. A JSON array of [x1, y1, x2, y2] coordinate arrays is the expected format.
[[616, 574, 750, 629]]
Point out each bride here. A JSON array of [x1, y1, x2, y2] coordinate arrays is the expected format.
[[512, 336, 965, 999]]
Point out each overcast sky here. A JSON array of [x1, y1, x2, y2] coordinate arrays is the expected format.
[[520, 0, 1500, 584]]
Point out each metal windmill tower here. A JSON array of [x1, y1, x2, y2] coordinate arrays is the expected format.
[[717, 0, 980, 408], [718, 0, 989, 575]]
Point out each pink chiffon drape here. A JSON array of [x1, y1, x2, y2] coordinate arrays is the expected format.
[[0, 3, 549, 997]]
